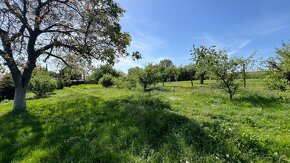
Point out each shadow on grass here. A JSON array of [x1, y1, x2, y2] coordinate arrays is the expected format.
[[0, 111, 43, 162], [234, 93, 287, 108], [0, 94, 276, 162], [26, 92, 57, 101]]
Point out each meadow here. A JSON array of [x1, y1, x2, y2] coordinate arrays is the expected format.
[[0, 79, 289, 162]]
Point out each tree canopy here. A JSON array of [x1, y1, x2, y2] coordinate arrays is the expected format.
[[0, 0, 135, 111], [191, 45, 217, 84]]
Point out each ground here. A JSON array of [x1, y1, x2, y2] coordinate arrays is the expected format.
[[0, 79, 289, 162]]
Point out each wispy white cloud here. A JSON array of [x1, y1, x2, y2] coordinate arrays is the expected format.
[[192, 33, 252, 55], [245, 13, 290, 36], [238, 40, 252, 49], [114, 32, 168, 72], [129, 32, 167, 54], [259, 24, 289, 35]]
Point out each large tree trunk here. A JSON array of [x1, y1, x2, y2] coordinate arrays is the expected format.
[[10, 61, 35, 112], [13, 86, 27, 112]]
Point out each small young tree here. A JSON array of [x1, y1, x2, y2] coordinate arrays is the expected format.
[[99, 74, 115, 88], [240, 51, 256, 88], [265, 71, 288, 91], [158, 59, 174, 86], [138, 64, 160, 91], [184, 64, 196, 87], [114, 75, 137, 89], [191, 45, 217, 84], [90, 65, 121, 83], [212, 51, 241, 100], [267, 42, 290, 86], [28, 69, 57, 98], [128, 67, 142, 76]]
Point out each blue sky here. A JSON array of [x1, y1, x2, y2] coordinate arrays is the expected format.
[[114, 0, 290, 72]]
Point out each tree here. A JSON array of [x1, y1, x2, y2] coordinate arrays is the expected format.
[[183, 64, 196, 87], [99, 73, 114, 88], [158, 59, 174, 86], [0, 73, 15, 101], [211, 51, 241, 101], [128, 67, 142, 76], [191, 45, 217, 84], [171, 67, 181, 82], [114, 75, 137, 89], [138, 64, 160, 91], [28, 68, 57, 98], [0, 0, 135, 111], [240, 51, 256, 88], [90, 65, 121, 83], [53, 54, 93, 81], [267, 42, 290, 86]]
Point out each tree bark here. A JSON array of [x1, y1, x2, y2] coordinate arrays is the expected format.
[[230, 94, 233, 101], [191, 79, 193, 87], [13, 86, 27, 112], [200, 73, 205, 84], [242, 64, 246, 88], [287, 73, 290, 85], [143, 84, 147, 92]]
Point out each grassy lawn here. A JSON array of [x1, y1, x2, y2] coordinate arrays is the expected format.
[[0, 80, 289, 162]]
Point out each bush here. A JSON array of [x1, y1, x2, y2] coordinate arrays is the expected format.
[[99, 74, 114, 88], [56, 79, 65, 90], [266, 76, 288, 91], [114, 75, 137, 89], [0, 74, 15, 101], [29, 69, 57, 98], [90, 65, 122, 83]]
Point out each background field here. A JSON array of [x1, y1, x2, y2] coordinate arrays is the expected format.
[[0, 79, 289, 162]]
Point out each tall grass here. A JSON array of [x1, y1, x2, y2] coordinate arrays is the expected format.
[[0, 81, 289, 162]]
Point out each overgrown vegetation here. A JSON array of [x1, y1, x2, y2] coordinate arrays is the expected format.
[[28, 69, 57, 98], [266, 42, 290, 91], [0, 74, 15, 101], [211, 51, 241, 100], [99, 74, 115, 88], [0, 83, 289, 162]]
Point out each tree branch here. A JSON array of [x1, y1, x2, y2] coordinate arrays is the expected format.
[[3, 0, 33, 33], [44, 52, 73, 68]]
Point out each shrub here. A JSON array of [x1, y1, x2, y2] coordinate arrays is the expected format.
[[90, 65, 122, 83], [0, 74, 15, 101], [266, 75, 288, 91], [56, 79, 65, 90], [29, 69, 57, 98], [114, 75, 137, 89], [99, 74, 114, 88]]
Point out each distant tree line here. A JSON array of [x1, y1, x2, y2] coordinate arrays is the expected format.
[[1, 42, 290, 102]]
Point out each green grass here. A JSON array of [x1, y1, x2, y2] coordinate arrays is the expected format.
[[0, 81, 289, 162]]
